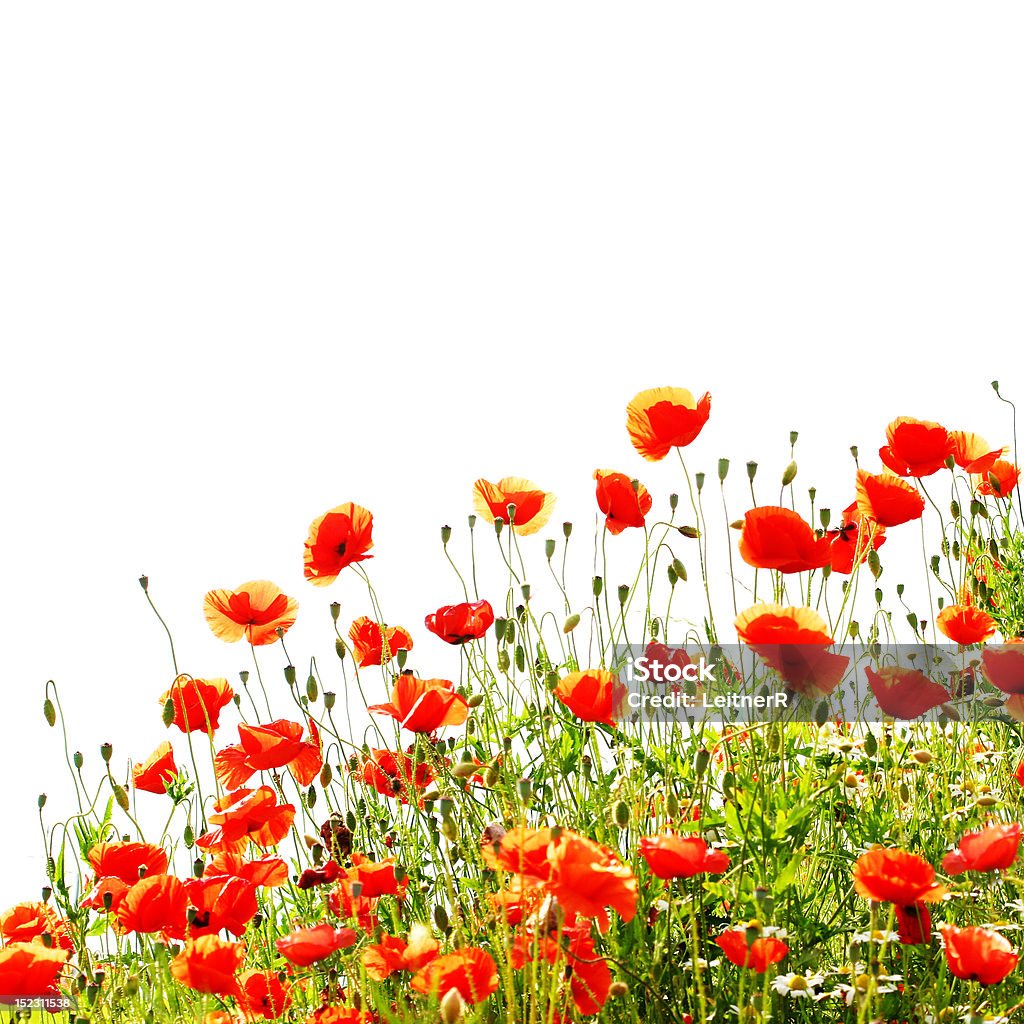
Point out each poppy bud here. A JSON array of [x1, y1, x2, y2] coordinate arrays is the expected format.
[[467, 693, 484, 709], [672, 558, 687, 582], [544, 539, 556, 561], [678, 525, 700, 539], [183, 824, 194, 847], [718, 458, 730, 482], [441, 817, 458, 842], [898, 782, 911, 803], [335, 638, 346, 660], [850, 445, 859, 461], [667, 565, 678, 586], [497, 650, 511, 673], [441, 525, 451, 545], [563, 613, 580, 634], [160, 697, 175, 728], [863, 732, 877, 757], [114, 785, 129, 812], [650, 617, 661, 639], [74, 751, 83, 769], [452, 760, 477, 779], [484, 763, 500, 787], [516, 778, 533, 806], [781, 461, 798, 486], [320, 763, 333, 787], [618, 584, 630, 605], [911, 750, 932, 765], [100, 743, 113, 763], [307, 785, 317, 808], [440, 987, 464, 1024], [284, 664, 296, 686], [848, 621, 860, 638], [434, 904, 449, 931], [43, 698, 56, 728], [613, 800, 630, 828], [38, 793, 46, 809], [593, 576, 603, 597], [665, 791, 680, 817]]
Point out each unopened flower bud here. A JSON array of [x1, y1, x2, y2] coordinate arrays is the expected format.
[[671, 558, 687, 582], [911, 750, 932, 765], [335, 638, 346, 660], [781, 461, 798, 486], [43, 699, 56, 728], [516, 778, 533, 806], [613, 800, 630, 828], [678, 525, 700, 539], [563, 613, 580, 634], [74, 751, 83, 769], [38, 793, 46, 809], [440, 986, 464, 1023], [593, 576, 603, 597]]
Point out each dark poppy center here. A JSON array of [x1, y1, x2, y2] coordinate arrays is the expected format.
[[336, 542, 347, 557]]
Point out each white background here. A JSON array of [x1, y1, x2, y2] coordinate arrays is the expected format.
[[1, 4, 1022, 911]]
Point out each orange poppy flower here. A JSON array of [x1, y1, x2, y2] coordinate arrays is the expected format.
[[936, 604, 997, 645], [160, 676, 234, 735], [304, 502, 374, 586], [424, 600, 494, 644], [368, 676, 469, 734], [329, 878, 379, 934], [828, 501, 886, 575], [0, 942, 69, 998], [116, 874, 188, 938], [80, 877, 130, 916], [356, 749, 435, 805], [626, 387, 711, 461], [169, 935, 245, 1000], [714, 930, 788, 972], [639, 835, 730, 879], [184, 876, 258, 937], [878, 417, 953, 477], [203, 580, 298, 646], [738, 506, 833, 573], [344, 853, 408, 899], [554, 670, 628, 728], [509, 925, 610, 1015], [215, 717, 322, 790], [951, 431, 1005, 475], [481, 826, 554, 881], [735, 604, 833, 646], [855, 470, 925, 527], [895, 902, 932, 945], [88, 841, 169, 884], [982, 641, 1024, 694], [594, 470, 653, 534], [238, 969, 293, 1019], [410, 947, 499, 1005], [197, 786, 296, 855], [472, 477, 556, 535], [132, 741, 179, 794], [941, 823, 1022, 875], [0, 902, 74, 952], [361, 925, 439, 980], [852, 848, 946, 905], [976, 460, 1021, 497], [940, 924, 1019, 985], [275, 923, 358, 967], [546, 830, 638, 931], [203, 853, 289, 889], [864, 666, 951, 719], [349, 617, 414, 668]]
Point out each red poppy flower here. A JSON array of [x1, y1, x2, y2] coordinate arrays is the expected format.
[[160, 676, 234, 735], [132, 741, 179, 794], [237, 970, 293, 1020], [895, 902, 932, 945], [215, 717, 322, 790], [349, 617, 413, 668], [976, 460, 1021, 497], [80, 877, 130, 916], [481, 826, 554, 881], [983, 641, 1024, 694], [329, 878, 380, 934], [0, 902, 74, 952], [184, 876, 258, 937], [116, 874, 188, 938], [878, 417, 953, 477], [829, 501, 886, 575], [356, 749, 434, 804], [344, 853, 407, 899], [626, 387, 711, 461], [546, 830, 638, 931], [855, 470, 925, 527], [424, 600, 494, 644], [940, 924, 1018, 985], [715, 930, 788, 972], [369, 676, 469, 734], [168, 935, 245, 1000], [639, 835, 730, 879], [554, 670, 627, 728], [410, 947, 499, 1005], [0, 942, 69, 999], [472, 477, 556, 535], [594, 470, 653, 534], [204, 853, 289, 889], [88, 841, 169, 884], [852, 848, 946, 905], [951, 432, 1005, 475], [735, 604, 833, 646], [865, 666, 951, 719], [942, 823, 1022, 875], [276, 923, 358, 966], [361, 925, 439, 980], [203, 580, 298, 646], [738, 506, 833, 573], [936, 604, 997, 645], [196, 786, 296, 855], [304, 502, 374, 586]]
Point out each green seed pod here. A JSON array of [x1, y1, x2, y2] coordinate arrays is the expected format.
[[329, 601, 340, 622], [563, 521, 572, 538], [284, 664, 297, 686], [74, 751, 83, 770], [441, 524, 451, 545], [718, 458, 730, 482], [545, 539, 556, 560], [324, 691, 336, 710], [746, 461, 758, 481], [593, 576, 603, 597], [516, 778, 533, 806], [43, 699, 56, 728], [819, 508, 831, 529], [695, 472, 705, 493], [669, 493, 679, 510], [100, 742, 113, 763], [617, 584, 629, 605], [848, 620, 860, 638], [38, 793, 47, 809], [563, 613, 580, 634]]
